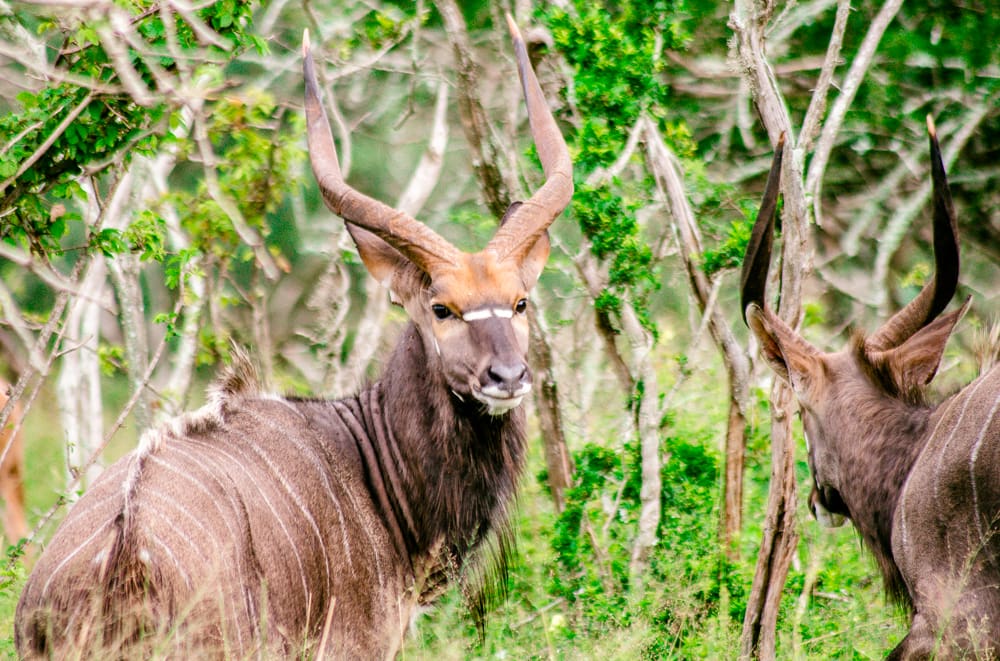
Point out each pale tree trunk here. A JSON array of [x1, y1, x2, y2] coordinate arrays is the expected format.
[[58, 173, 145, 492], [156, 161, 207, 412], [573, 248, 663, 576], [528, 309, 574, 511], [58, 94, 200, 488], [57, 260, 106, 492], [730, 0, 803, 657], [107, 253, 151, 431], [622, 304, 661, 577], [642, 116, 751, 559], [568, 117, 667, 576]]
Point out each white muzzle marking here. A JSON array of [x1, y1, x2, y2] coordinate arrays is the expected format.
[[474, 383, 531, 415]]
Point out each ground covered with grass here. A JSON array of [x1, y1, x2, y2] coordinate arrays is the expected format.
[[0, 368, 905, 660]]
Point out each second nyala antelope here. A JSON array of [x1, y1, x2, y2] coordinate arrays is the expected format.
[[16, 16, 572, 659], [742, 121, 1000, 659]]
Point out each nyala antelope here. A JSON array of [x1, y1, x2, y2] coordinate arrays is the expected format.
[[741, 121, 1000, 659], [16, 17, 571, 659]]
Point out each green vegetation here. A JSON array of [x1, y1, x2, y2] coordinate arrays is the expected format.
[[402, 370, 906, 659], [1, 0, 997, 657]]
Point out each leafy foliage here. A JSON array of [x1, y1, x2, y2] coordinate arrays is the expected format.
[[0, 0, 261, 258], [547, 432, 736, 650], [1, 0, 996, 658], [542, 1, 695, 338]]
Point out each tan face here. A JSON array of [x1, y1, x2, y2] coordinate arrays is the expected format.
[[418, 253, 534, 414], [349, 223, 550, 416]]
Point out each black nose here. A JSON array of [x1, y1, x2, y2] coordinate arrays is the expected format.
[[483, 361, 528, 394]]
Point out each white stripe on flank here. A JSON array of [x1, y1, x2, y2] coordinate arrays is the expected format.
[[42, 518, 114, 598], [904, 373, 991, 559], [245, 408, 336, 581], [462, 307, 514, 321], [969, 381, 1000, 547], [931, 376, 989, 561], [165, 444, 256, 632], [149, 534, 194, 589], [210, 442, 312, 606]]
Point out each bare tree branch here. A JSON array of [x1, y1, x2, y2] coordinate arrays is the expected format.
[[92, 8, 156, 106], [435, 0, 513, 220], [643, 116, 751, 559], [585, 117, 645, 187], [0, 242, 102, 302], [191, 106, 281, 281], [804, 0, 905, 227], [799, 0, 851, 154], [730, 0, 807, 656]]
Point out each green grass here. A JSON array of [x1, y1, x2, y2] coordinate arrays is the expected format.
[[0, 363, 907, 659]]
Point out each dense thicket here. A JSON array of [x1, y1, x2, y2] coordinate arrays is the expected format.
[[1, 0, 997, 657]]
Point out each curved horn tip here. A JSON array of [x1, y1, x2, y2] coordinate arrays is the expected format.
[[926, 114, 937, 139], [743, 302, 763, 326], [505, 13, 522, 41]]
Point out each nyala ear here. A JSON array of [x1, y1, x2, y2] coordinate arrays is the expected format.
[[747, 303, 821, 394], [518, 230, 551, 290], [883, 297, 971, 388], [345, 223, 424, 303]]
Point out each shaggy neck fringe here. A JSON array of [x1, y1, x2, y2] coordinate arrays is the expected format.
[[373, 321, 526, 628]]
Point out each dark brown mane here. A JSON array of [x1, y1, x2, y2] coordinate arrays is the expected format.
[[380, 322, 525, 631]]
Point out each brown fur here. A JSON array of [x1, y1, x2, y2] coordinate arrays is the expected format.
[[16, 327, 527, 658]]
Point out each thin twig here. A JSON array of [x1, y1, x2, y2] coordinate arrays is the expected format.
[[805, 0, 905, 226], [190, 108, 281, 280], [799, 0, 851, 155], [585, 117, 646, 187]]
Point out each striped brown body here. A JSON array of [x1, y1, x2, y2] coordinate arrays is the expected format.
[[741, 123, 1000, 659], [17, 336, 523, 658], [16, 16, 572, 659]]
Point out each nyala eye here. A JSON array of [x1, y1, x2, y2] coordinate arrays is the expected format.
[[432, 304, 452, 320], [515, 298, 528, 314]]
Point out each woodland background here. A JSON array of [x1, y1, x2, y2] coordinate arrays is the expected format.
[[1, 0, 999, 658]]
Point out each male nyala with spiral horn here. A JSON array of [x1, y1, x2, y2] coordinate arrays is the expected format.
[[16, 16, 572, 659], [741, 120, 1000, 659]]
